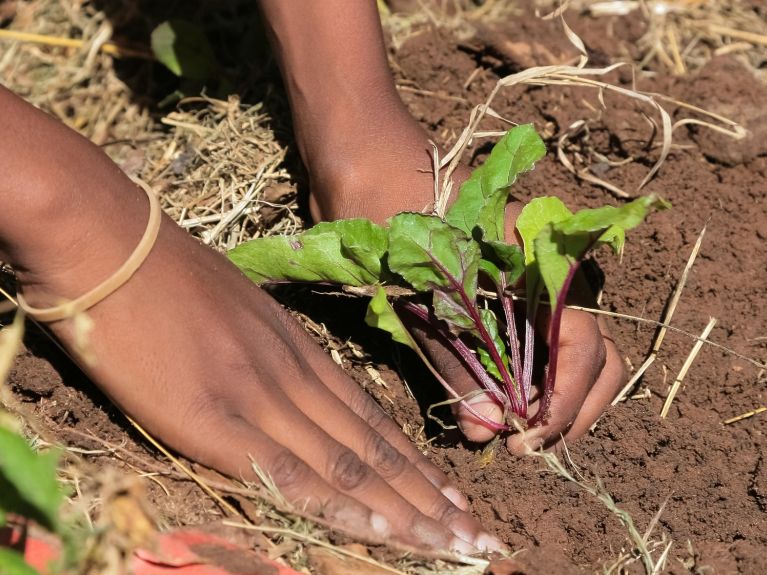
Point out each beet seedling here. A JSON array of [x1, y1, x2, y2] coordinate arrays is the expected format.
[[230, 125, 668, 431]]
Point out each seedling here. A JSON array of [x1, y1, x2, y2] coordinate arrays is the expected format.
[[230, 125, 667, 431]]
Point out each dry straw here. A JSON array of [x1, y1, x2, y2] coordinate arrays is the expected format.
[[1, 2, 760, 573], [527, 441, 671, 575], [434, 4, 745, 203], [613, 224, 707, 404], [660, 316, 717, 418]]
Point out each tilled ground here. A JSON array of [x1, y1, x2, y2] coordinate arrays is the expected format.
[[4, 2, 766, 574]]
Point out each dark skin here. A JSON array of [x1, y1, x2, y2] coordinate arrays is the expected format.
[[0, 0, 625, 554]]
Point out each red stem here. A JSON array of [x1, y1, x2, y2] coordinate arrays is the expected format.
[[399, 301, 507, 405], [428, 257, 521, 415], [498, 278, 526, 416], [528, 231, 602, 425]]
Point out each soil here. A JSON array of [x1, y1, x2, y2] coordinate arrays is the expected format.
[[4, 3, 767, 574]]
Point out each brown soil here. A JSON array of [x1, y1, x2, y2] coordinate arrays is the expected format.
[[5, 3, 767, 574]]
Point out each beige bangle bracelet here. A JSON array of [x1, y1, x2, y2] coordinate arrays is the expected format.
[[16, 178, 162, 322]]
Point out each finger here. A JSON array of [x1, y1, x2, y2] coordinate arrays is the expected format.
[[290, 318, 474, 510], [276, 348, 504, 552], [235, 377, 474, 553], [283, 322, 506, 551], [506, 307, 606, 454], [406, 314, 504, 444], [562, 318, 626, 441], [181, 411, 389, 543]]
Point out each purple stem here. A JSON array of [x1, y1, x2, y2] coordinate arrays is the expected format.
[[528, 264, 579, 425], [427, 257, 521, 415], [521, 282, 539, 409], [498, 279, 526, 417], [528, 231, 602, 426], [400, 301, 508, 408], [396, 302, 511, 431]]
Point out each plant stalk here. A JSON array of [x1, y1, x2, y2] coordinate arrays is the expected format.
[[498, 279, 526, 415], [399, 301, 507, 408], [428, 257, 522, 414], [529, 257, 585, 425], [398, 301, 509, 431]]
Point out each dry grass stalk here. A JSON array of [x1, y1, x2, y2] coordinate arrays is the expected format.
[[0, 28, 153, 59], [0, 310, 25, 395], [556, 119, 633, 199], [0, 0, 155, 151], [660, 316, 717, 418], [528, 444, 668, 574], [141, 96, 298, 250], [576, 0, 767, 75], [379, 0, 522, 49], [228, 522, 412, 575], [437, 42, 744, 204], [612, 224, 708, 404], [567, 304, 765, 370], [125, 415, 250, 523], [723, 406, 767, 425]]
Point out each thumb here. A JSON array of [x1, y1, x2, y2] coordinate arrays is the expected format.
[[455, 392, 504, 443]]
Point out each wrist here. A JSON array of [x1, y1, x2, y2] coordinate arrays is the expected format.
[[0, 89, 148, 305]]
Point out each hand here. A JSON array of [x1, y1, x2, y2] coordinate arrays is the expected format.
[[0, 86, 503, 554], [405, 202, 628, 453], [257, 0, 628, 452]]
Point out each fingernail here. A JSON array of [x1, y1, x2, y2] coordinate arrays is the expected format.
[[449, 523, 475, 546], [475, 532, 507, 553], [450, 537, 478, 555], [370, 513, 390, 536], [441, 486, 470, 511]]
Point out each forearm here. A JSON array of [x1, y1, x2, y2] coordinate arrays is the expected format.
[[256, 1, 406, 158], [257, 0, 394, 101]]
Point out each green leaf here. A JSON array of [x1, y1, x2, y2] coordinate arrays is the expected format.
[[554, 195, 670, 238], [533, 223, 587, 308], [598, 225, 625, 256], [516, 197, 574, 266], [229, 219, 387, 286], [0, 427, 62, 533], [388, 213, 478, 294], [516, 197, 574, 315], [432, 291, 477, 333], [388, 213, 480, 334], [308, 220, 388, 280], [480, 241, 525, 285], [0, 549, 40, 575], [364, 287, 417, 351], [534, 195, 669, 307], [446, 124, 546, 242], [476, 309, 510, 382], [150, 20, 217, 80], [478, 260, 502, 286]]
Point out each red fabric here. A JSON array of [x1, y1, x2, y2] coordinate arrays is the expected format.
[[4, 521, 301, 575]]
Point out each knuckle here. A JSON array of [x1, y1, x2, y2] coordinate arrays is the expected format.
[[349, 391, 386, 428], [364, 429, 407, 481], [428, 497, 462, 526], [179, 386, 230, 426], [269, 449, 312, 491], [328, 448, 371, 492], [594, 336, 608, 372]]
